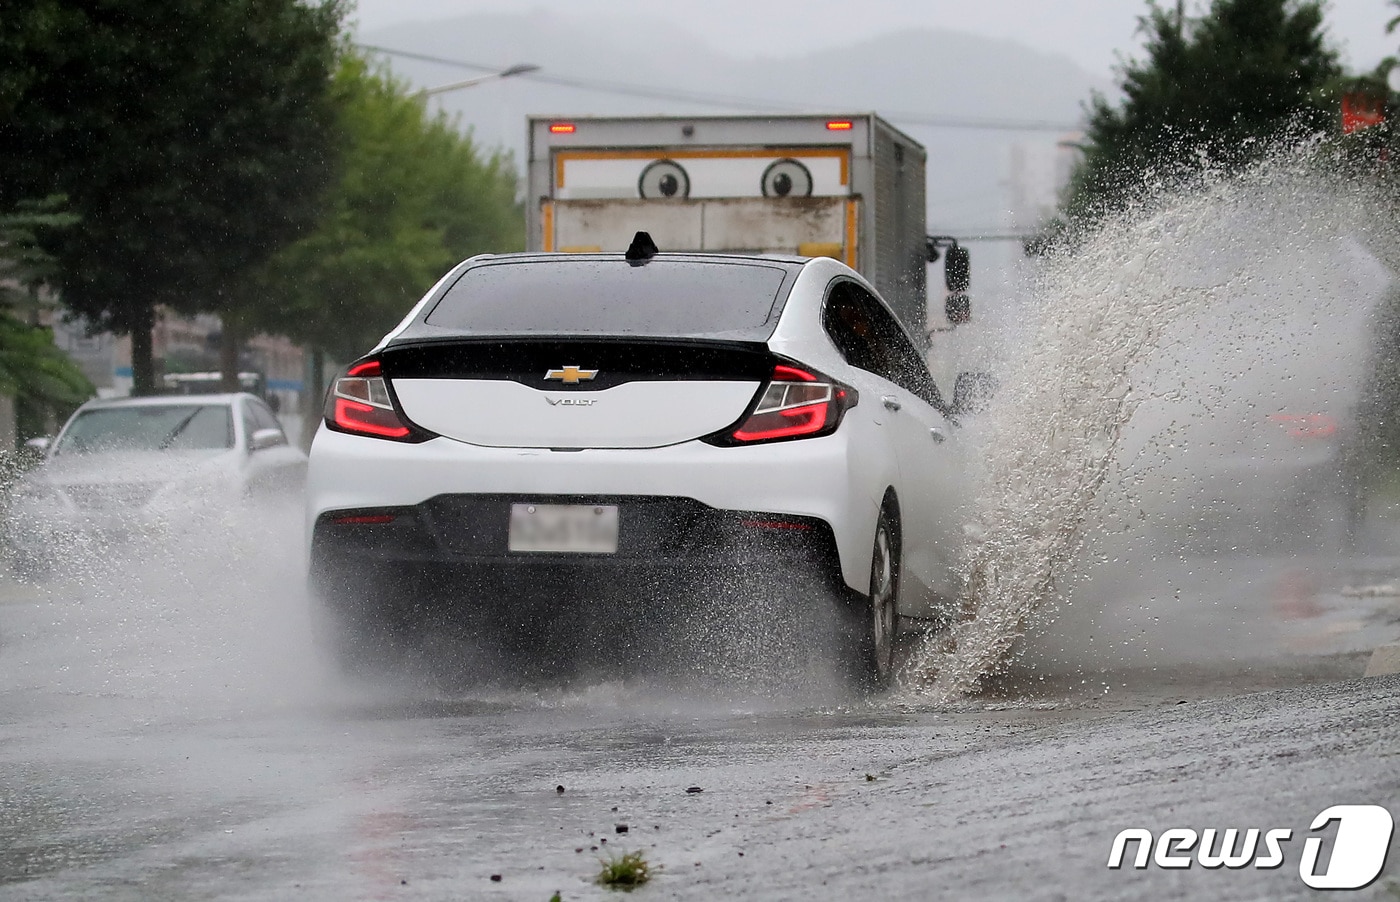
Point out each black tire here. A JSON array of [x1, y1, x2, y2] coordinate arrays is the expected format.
[[842, 501, 900, 691]]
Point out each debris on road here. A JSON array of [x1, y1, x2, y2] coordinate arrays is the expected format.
[[596, 850, 652, 889]]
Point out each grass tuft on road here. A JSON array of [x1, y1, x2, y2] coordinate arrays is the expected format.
[[596, 850, 653, 890]]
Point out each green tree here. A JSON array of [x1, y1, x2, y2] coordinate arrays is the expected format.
[[0, 200, 94, 444], [1062, 0, 1341, 224], [240, 53, 523, 376], [0, 0, 344, 395]]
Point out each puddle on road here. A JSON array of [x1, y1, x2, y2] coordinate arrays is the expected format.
[[902, 144, 1400, 702], [0, 494, 324, 718]]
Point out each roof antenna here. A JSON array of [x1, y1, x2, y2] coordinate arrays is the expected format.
[[625, 230, 659, 265]]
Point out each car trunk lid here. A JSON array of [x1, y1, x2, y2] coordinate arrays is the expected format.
[[380, 339, 770, 449]]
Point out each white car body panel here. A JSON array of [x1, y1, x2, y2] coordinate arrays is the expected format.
[[307, 425, 887, 595], [768, 258, 965, 608], [392, 378, 761, 449]]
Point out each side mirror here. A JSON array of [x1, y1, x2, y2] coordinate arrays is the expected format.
[[249, 428, 287, 452], [945, 292, 971, 325], [944, 245, 970, 292], [951, 372, 998, 417], [23, 436, 51, 455]]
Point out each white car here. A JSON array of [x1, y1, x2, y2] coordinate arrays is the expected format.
[[307, 237, 975, 686], [6, 393, 306, 576]]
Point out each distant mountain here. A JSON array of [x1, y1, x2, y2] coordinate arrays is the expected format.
[[358, 11, 1112, 297]]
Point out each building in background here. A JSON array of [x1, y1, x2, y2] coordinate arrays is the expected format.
[[50, 311, 307, 439]]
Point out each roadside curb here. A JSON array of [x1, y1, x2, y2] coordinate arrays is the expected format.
[[1363, 643, 1400, 677]]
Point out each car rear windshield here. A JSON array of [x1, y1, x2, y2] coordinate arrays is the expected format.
[[54, 405, 234, 455], [423, 259, 791, 339]]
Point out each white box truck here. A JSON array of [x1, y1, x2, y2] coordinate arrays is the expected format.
[[526, 113, 963, 350]]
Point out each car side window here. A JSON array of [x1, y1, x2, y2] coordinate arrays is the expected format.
[[241, 405, 258, 444], [823, 280, 946, 412], [248, 400, 283, 436], [822, 281, 897, 382], [858, 289, 947, 412], [246, 400, 287, 442]]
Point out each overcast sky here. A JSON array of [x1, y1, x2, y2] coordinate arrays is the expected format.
[[349, 0, 1396, 77]]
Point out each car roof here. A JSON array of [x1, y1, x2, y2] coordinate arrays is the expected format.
[[465, 251, 813, 271]]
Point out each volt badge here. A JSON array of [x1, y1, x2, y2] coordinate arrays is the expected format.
[[545, 365, 598, 385]]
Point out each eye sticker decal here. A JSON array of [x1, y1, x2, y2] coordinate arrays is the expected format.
[[638, 160, 690, 199], [761, 159, 814, 198]]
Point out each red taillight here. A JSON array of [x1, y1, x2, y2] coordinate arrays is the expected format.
[[733, 400, 830, 442], [707, 362, 856, 446], [330, 513, 397, 525], [740, 519, 813, 531], [324, 358, 424, 442], [333, 398, 411, 439], [772, 364, 816, 382], [1268, 413, 1337, 439]]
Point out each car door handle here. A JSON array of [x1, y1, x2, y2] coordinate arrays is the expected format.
[[929, 427, 946, 444], [882, 396, 902, 412]]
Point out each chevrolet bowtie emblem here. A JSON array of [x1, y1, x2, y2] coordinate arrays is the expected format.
[[545, 365, 598, 385]]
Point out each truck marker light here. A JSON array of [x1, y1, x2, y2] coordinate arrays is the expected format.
[[550, 122, 576, 133], [826, 120, 853, 131]]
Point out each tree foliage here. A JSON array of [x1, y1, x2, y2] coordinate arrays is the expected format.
[[1062, 0, 1342, 224], [0, 200, 94, 443], [242, 53, 524, 363], [0, 0, 344, 393]]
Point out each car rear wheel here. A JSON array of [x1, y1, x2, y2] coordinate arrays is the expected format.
[[843, 502, 900, 691]]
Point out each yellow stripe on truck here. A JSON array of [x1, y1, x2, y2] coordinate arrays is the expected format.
[[798, 242, 843, 260], [844, 199, 858, 268]]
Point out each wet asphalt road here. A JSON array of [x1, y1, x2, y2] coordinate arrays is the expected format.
[[2, 540, 1399, 901]]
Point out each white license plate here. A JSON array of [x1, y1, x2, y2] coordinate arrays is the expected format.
[[508, 503, 619, 554]]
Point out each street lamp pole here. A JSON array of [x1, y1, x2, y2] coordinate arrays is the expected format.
[[417, 63, 540, 98]]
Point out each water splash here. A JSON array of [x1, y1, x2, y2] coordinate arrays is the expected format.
[[901, 145, 1396, 701]]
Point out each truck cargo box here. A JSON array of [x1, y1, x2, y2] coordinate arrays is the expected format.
[[526, 114, 930, 345]]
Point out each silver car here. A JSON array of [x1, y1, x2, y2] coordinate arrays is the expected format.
[[6, 393, 306, 577]]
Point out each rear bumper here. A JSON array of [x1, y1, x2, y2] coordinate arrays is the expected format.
[[306, 427, 883, 593], [310, 497, 845, 608]]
